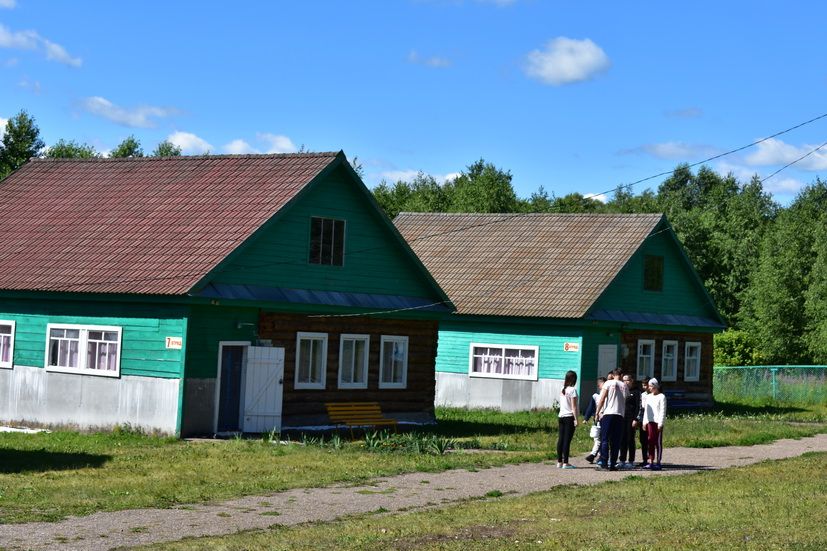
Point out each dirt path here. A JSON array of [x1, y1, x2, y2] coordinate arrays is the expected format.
[[2, 434, 826, 550]]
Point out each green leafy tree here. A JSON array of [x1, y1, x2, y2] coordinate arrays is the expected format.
[[373, 180, 414, 219], [0, 110, 45, 178], [804, 192, 827, 363], [45, 139, 100, 159], [110, 135, 144, 158], [743, 181, 827, 363], [449, 159, 518, 213], [714, 329, 762, 366], [550, 192, 606, 213], [151, 140, 182, 157]]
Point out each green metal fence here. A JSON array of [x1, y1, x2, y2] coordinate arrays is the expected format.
[[714, 365, 827, 405]]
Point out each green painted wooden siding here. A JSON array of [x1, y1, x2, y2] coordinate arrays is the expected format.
[[592, 230, 717, 318], [436, 320, 583, 380], [211, 166, 437, 300], [0, 299, 187, 378], [185, 305, 258, 379]]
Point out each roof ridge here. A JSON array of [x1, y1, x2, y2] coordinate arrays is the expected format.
[[31, 151, 342, 163], [396, 212, 664, 218]]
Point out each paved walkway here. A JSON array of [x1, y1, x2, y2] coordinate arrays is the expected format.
[[1, 433, 826, 550]]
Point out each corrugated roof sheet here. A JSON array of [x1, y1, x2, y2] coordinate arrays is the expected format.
[[393, 212, 664, 318], [0, 153, 339, 295]]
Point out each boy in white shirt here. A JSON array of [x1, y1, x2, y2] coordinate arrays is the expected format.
[[643, 378, 667, 470], [595, 368, 629, 471]]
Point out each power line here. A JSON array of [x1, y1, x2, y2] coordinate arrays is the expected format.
[[760, 139, 827, 184], [590, 110, 827, 199]]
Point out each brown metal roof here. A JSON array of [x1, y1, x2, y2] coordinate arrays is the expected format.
[[393, 212, 664, 318], [0, 153, 340, 295]]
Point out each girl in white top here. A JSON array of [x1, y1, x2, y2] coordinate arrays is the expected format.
[[556, 370, 579, 469], [643, 378, 667, 470]]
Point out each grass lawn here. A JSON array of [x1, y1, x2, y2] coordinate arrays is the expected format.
[[0, 401, 824, 524], [146, 452, 827, 550]]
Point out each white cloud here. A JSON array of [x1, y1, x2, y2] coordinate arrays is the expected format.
[[620, 141, 720, 160], [664, 107, 703, 119], [584, 192, 608, 203], [167, 131, 213, 155], [745, 138, 827, 171], [3, 57, 18, 67], [524, 37, 610, 86], [257, 132, 297, 153], [0, 116, 7, 138], [408, 49, 452, 68], [0, 0, 17, 8], [223, 139, 257, 154], [0, 24, 81, 66], [764, 177, 805, 195], [41, 38, 82, 67], [81, 96, 178, 128]]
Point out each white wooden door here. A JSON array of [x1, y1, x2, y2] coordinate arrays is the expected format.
[[597, 344, 617, 375], [241, 346, 285, 433]]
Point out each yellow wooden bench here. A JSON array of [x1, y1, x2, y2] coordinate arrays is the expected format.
[[325, 402, 398, 434]]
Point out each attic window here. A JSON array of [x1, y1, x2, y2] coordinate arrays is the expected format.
[[643, 255, 664, 291], [309, 217, 345, 266]]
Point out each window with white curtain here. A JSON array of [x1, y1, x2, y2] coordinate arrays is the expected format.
[[637, 339, 655, 380], [684, 342, 701, 382], [338, 334, 369, 389], [45, 324, 121, 377], [469, 343, 538, 381], [661, 340, 678, 382], [295, 332, 328, 389], [0, 321, 15, 369], [379, 335, 408, 389]]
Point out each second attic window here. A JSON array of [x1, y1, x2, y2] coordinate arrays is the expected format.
[[644, 255, 664, 291], [309, 217, 345, 266]]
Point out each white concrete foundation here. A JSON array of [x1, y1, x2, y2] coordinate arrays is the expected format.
[[0, 365, 180, 434], [435, 372, 563, 412]]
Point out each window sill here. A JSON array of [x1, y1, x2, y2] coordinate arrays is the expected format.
[[294, 382, 326, 390], [469, 372, 539, 382], [338, 382, 368, 390], [46, 366, 121, 378], [378, 382, 407, 389]]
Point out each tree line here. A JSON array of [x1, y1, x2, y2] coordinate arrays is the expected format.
[[0, 110, 181, 179], [3, 110, 826, 365]]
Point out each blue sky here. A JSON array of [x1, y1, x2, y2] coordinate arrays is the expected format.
[[2, 0, 826, 203]]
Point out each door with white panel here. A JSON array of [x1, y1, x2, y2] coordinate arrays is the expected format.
[[597, 344, 617, 375], [241, 346, 285, 433]]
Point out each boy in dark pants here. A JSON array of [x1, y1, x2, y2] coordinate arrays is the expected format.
[[594, 368, 629, 471], [619, 374, 641, 468]]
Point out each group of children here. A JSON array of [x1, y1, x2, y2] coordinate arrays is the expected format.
[[555, 369, 666, 470]]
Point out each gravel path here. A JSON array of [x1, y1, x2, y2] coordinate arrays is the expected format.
[[2, 433, 826, 550]]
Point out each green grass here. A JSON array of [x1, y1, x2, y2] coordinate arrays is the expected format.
[[145, 452, 827, 550], [0, 401, 824, 524]]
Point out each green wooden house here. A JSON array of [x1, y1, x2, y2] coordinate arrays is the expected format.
[[394, 213, 725, 410], [0, 152, 451, 436]]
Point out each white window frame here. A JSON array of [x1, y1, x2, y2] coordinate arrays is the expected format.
[[468, 342, 539, 381], [338, 333, 370, 389], [636, 339, 655, 381], [684, 341, 702, 382], [0, 320, 15, 369], [44, 323, 122, 378], [379, 335, 408, 389], [661, 340, 678, 382], [295, 332, 328, 390]]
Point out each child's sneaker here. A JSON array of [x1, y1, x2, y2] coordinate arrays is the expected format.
[[637, 461, 649, 468], [651, 463, 662, 471], [595, 460, 606, 469], [585, 454, 595, 464], [623, 461, 634, 469]]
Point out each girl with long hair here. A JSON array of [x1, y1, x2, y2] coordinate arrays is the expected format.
[[556, 370, 579, 468]]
